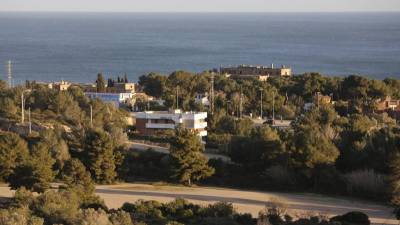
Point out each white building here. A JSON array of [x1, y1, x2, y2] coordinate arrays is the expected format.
[[85, 92, 133, 107], [194, 93, 210, 107], [135, 109, 207, 138]]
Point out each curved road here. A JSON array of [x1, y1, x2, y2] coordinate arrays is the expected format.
[[0, 183, 396, 224], [95, 183, 396, 225]]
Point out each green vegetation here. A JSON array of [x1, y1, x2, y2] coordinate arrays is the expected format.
[[169, 128, 215, 185], [0, 71, 399, 223], [0, 81, 127, 192], [0, 187, 370, 225], [136, 71, 400, 209]]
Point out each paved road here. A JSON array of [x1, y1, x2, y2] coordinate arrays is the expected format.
[[0, 184, 396, 224], [126, 141, 231, 162]]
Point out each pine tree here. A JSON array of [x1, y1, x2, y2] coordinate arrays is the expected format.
[[170, 128, 214, 186], [0, 132, 29, 181], [8, 143, 55, 193], [62, 159, 95, 198], [82, 129, 117, 184], [124, 74, 129, 83]]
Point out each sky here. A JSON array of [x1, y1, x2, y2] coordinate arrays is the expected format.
[[0, 0, 400, 12]]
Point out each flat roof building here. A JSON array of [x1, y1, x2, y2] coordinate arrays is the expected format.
[[113, 82, 135, 94], [85, 92, 133, 108], [135, 109, 207, 138], [46, 80, 71, 91], [220, 64, 292, 81]]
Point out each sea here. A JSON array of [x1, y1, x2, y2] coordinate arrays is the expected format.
[[0, 12, 400, 84]]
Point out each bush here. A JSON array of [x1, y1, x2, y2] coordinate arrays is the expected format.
[[206, 133, 231, 153], [311, 164, 347, 194], [118, 150, 172, 182], [330, 211, 370, 225], [263, 165, 297, 190], [344, 169, 387, 199], [261, 197, 289, 218]]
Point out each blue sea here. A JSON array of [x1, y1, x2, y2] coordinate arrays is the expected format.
[[0, 12, 400, 84]]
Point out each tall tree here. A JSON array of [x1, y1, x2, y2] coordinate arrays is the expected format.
[[96, 73, 106, 93], [138, 73, 167, 98], [289, 107, 340, 169], [0, 132, 29, 181], [8, 143, 55, 193], [82, 129, 117, 184], [169, 128, 214, 186], [62, 159, 96, 203]]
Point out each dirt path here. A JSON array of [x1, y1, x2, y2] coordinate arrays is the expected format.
[[0, 183, 396, 224]]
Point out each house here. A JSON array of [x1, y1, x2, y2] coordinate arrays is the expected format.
[[113, 82, 135, 93], [135, 109, 208, 138], [46, 80, 71, 91], [194, 93, 210, 107], [376, 96, 400, 112], [314, 92, 332, 106], [304, 92, 332, 110], [264, 118, 293, 130], [375, 96, 400, 119], [85, 92, 133, 108]]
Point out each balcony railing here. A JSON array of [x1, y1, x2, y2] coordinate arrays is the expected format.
[[146, 123, 176, 129]]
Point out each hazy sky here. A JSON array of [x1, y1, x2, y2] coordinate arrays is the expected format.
[[1, 0, 400, 12]]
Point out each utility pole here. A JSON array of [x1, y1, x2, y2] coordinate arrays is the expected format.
[[226, 100, 230, 116], [21, 92, 25, 123], [90, 105, 93, 128], [210, 72, 215, 115], [176, 86, 179, 109], [239, 86, 243, 119], [28, 107, 32, 134], [272, 91, 275, 122], [7, 60, 12, 88], [260, 88, 263, 119]]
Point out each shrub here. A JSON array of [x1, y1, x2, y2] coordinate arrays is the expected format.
[[264, 197, 289, 217], [311, 164, 347, 194], [78, 208, 112, 225], [330, 211, 370, 225], [263, 165, 297, 189], [344, 169, 387, 199]]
